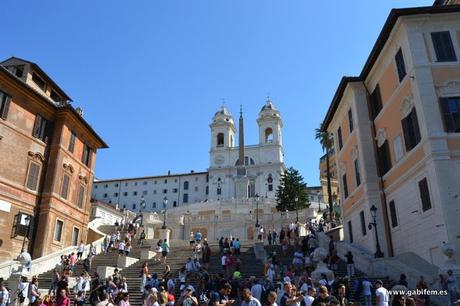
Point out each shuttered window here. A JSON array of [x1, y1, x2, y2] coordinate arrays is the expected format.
[[77, 184, 85, 208], [389, 200, 398, 228], [354, 159, 361, 187], [54, 220, 64, 242], [439, 97, 460, 133], [26, 162, 41, 191], [348, 109, 354, 133], [342, 173, 349, 199], [360, 211, 367, 236], [0, 90, 11, 120], [369, 85, 383, 120], [418, 178, 432, 212], [82, 144, 92, 167], [377, 140, 392, 176], [61, 174, 70, 199], [401, 108, 421, 151], [337, 127, 343, 150], [431, 31, 457, 62], [68, 131, 76, 153], [348, 221, 353, 243], [32, 114, 51, 142], [395, 48, 407, 82]]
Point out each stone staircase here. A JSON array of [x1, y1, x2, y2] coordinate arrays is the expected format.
[[7, 225, 193, 305], [264, 244, 393, 305]]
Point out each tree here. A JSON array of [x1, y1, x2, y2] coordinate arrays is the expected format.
[[315, 123, 334, 221], [275, 167, 309, 221]]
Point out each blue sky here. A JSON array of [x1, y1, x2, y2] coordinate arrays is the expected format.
[[2, 0, 432, 186]]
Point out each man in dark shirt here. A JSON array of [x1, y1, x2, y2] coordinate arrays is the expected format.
[[311, 286, 338, 306], [210, 283, 235, 306]]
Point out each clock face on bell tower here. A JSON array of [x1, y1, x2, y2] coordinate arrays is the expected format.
[[214, 155, 225, 165]]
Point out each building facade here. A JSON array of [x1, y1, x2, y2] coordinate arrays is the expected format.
[[0, 57, 107, 261], [322, 3, 460, 268], [91, 100, 285, 212], [319, 149, 340, 207]]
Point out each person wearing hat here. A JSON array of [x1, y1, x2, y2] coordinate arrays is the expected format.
[[375, 280, 389, 306]]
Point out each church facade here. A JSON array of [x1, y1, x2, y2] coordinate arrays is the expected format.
[[91, 100, 285, 212]]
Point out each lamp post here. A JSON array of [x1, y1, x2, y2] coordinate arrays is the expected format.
[[20, 215, 32, 254], [162, 196, 168, 229], [255, 194, 260, 228], [368, 205, 384, 258], [295, 196, 299, 222], [139, 196, 146, 227]]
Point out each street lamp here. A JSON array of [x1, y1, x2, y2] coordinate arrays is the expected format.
[[20, 215, 32, 254], [255, 194, 260, 228], [368, 205, 384, 258], [162, 196, 168, 229], [139, 196, 146, 227], [295, 196, 299, 222]]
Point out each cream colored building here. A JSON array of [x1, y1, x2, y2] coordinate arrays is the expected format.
[[322, 3, 460, 271]]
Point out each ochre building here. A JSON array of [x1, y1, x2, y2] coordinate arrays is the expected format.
[[0, 57, 107, 261]]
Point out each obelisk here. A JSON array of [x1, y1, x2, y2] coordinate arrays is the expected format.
[[235, 106, 249, 198]]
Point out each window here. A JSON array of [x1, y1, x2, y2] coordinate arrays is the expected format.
[[217, 133, 224, 147], [114, 183, 119, 187], [402, 108, 421, 151], [342, 173, 348, 199], [134, 182, 138, 186], [194, 186, 198, 192], [418, 178, 432, 212], [174, 179, 178, 183], [206, 175, 209, 183], [173, 188, 178, 193], [132, 203, 136, 210], [123, 192, 128, 196], [337, 127, 343, 150], [205, 186, 209, 195], [94, 185, 98, 189], [142, 190, 148, 195], [153, 190, 157, 195], [114, 192, 119, 197], [217, 187, 222, 195], [60, 174, 70, 199], [143, 181, 147, 185], [265, 128, 274, 143], [268, 184, 273, 192], [369, 85, 383, 120], [50, 89, 60, 102], [360, 211, 367, 236], [439, 97, 460, 133], [431, 31, 457, 62], [54, 220, 64, 242], [14, 213, 32, 237], [103, 193, 108, 198], [77, 185, 86, 208], [68, 131, 76, 153], [32, 72, 46, 90], [184, 181, 189, 190], [0, 90, 11, 120], [154, 180, 157, 184], [354, 159, 361, 187], [125, 182, 128, 186], [377, 140, 392, 176], [183, 193, 189, 203], [173, 201, 177, 207], [348, 221, 353, 243], [32, 114, 51, 142], [72, 227, 80, 246], [164, 179, 167, 184], [195, 177, 199, 181], [348, 109, 354, 133], [388, 200, 398, 228], [153, 202, 156, 209], [395, 48, 407, 82], [133, 191, 138, 196], [163, 189, 168, 194], [26, 162, 41, 191], [104, 184, 108, 188], [393, 136, 404, 162], [82, 144, 92, 167]]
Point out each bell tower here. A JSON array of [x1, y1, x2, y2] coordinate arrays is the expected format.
[[257, 97, 283, 146], [210, 105, 235, 150]]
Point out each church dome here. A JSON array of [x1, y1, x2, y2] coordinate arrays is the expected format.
[[212, 105, 234, 125], [259, 98, 281, 119]]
